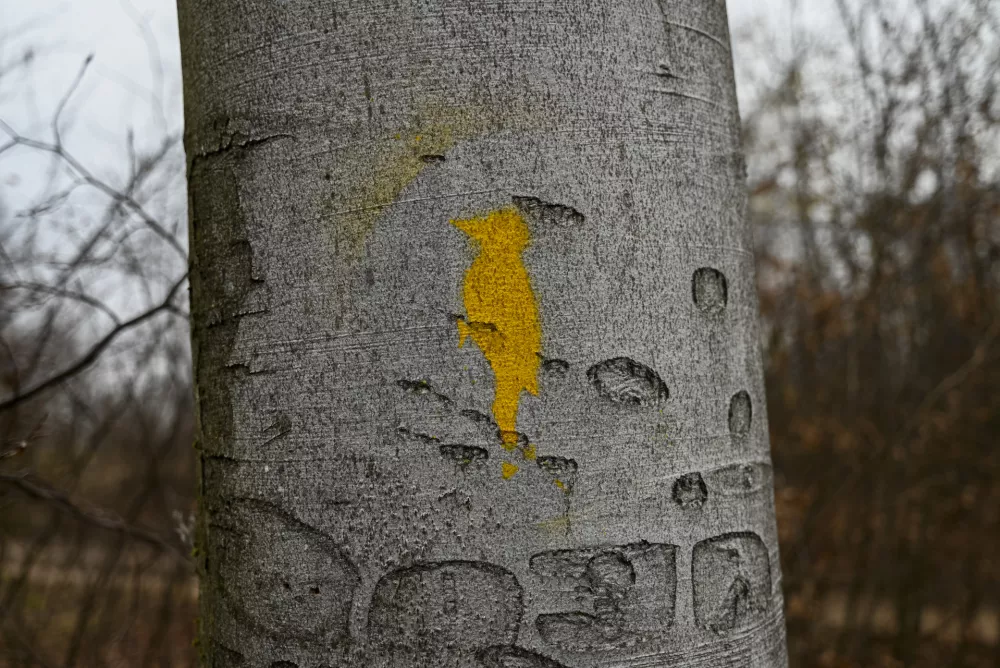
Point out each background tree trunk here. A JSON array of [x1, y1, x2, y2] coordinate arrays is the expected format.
[[178, 0, 788, 666]]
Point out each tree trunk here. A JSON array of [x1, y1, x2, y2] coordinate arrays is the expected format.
[[178, 1, 788, 667]]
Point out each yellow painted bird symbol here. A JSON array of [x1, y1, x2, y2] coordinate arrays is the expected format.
[[451, 207, 541, 467]]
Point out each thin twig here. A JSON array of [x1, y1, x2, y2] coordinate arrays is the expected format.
[[52, 54, 93, 146], [0, 122, 186, 259], [0, 412, 47, 459], [0, 470, 189, 562], [0, 273, 187, 413], [2, 280, 122, 325]]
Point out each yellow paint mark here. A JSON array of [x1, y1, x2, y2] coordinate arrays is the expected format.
[[452, 207, 541, 452], [502, 462, 520, 479], [554, 479, 565, 489], [523, 442, 537, 461]]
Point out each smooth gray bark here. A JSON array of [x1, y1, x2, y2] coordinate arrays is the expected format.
[[178, 1, 788, 667]]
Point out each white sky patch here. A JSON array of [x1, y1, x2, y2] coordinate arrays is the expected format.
[[1, 0, 183, 205]]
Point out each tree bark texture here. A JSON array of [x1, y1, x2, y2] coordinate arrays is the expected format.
[[178, 1, 788, 667]]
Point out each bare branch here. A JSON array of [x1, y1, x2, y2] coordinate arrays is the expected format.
[[2, 280, 122, 325], [52, 54, 93, 146], [0, 122, 186, 259], [0, 470, 190, 562], [0, 272, 188, 413]]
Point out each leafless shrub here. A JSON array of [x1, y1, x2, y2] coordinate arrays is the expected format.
[[739, 1, 1000, 665], [0, 7, 194, 666]]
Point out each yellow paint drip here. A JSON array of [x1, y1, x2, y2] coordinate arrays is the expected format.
[[502, 462, 520, 479], [452, 207, 541, 456]]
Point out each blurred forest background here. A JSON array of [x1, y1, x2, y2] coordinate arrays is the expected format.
[[0, 0, 997, 666]]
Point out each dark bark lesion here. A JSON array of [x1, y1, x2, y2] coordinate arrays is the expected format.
[[189, 128, 295, 168], [396, 426, 441, 444], [539, 356, 570, 377], [512, 195, 585, 228], [530, 543, 678, 650], [728, 390, 753, 436], [395, 378, 453, 405], [692, 267, 728, 314], [692, 532, 772, 635], [672, 471, 708, 509], [586, 357, 669, 407], [438, 443, 489, 467]]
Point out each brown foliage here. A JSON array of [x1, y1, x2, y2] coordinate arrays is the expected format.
[[743, 1, 1000, 664]]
